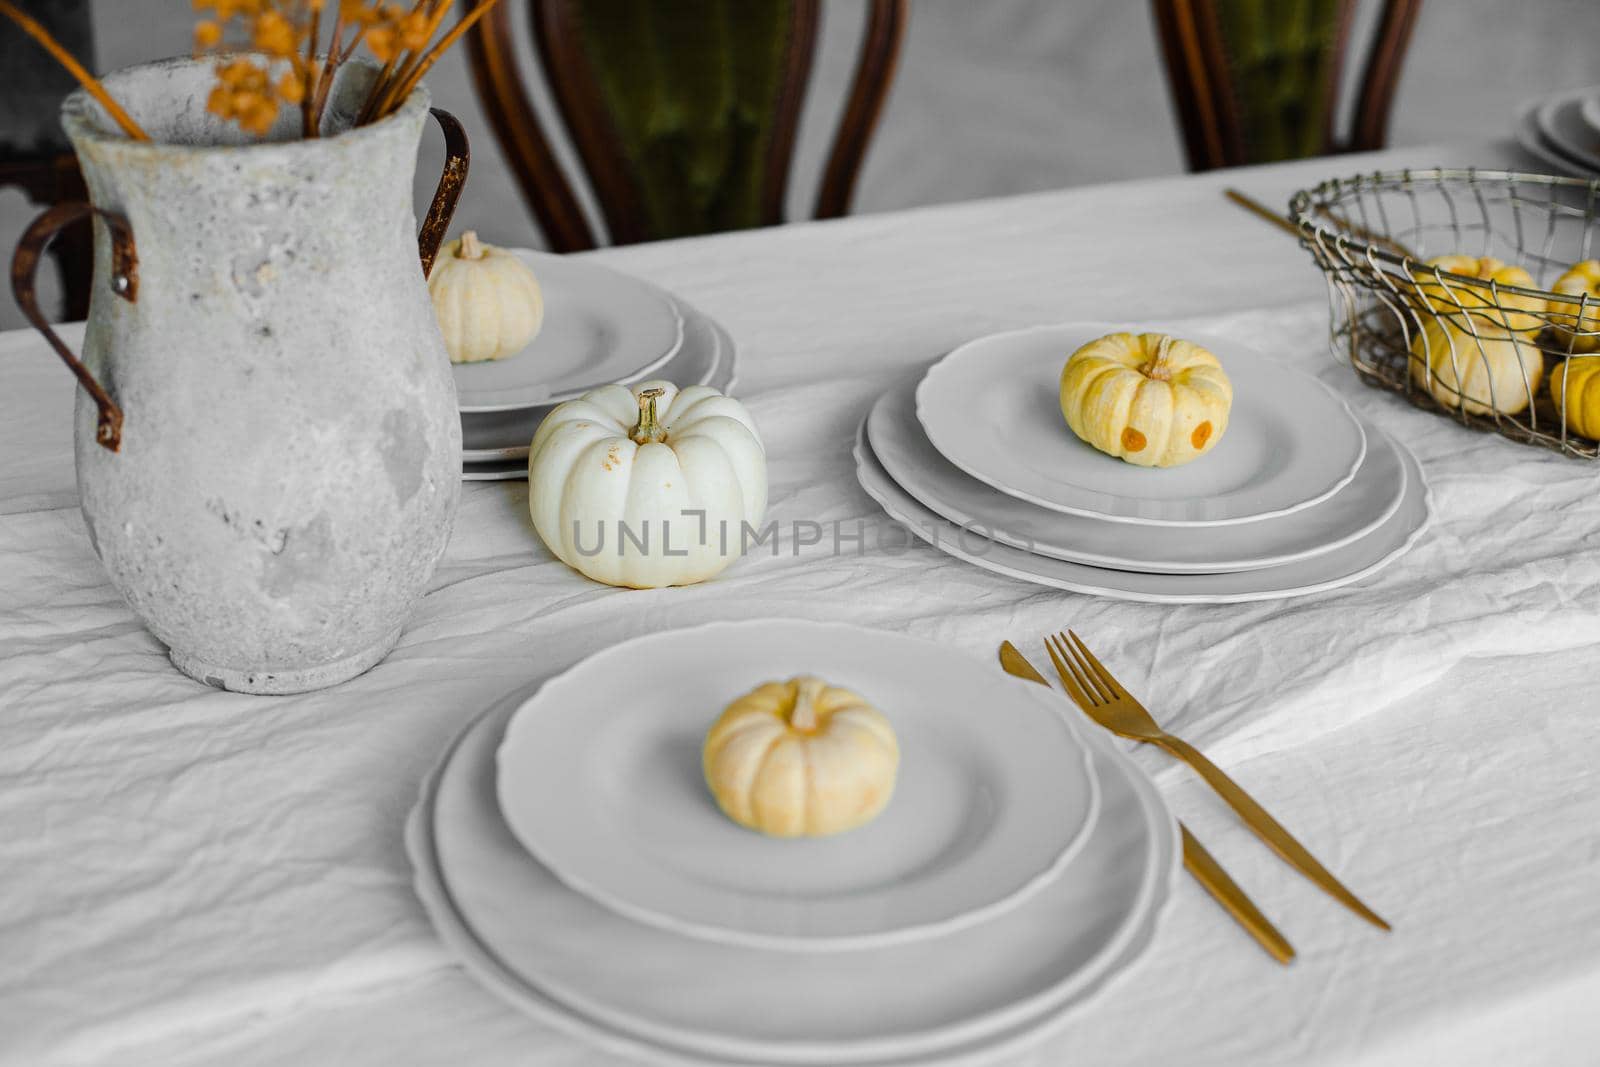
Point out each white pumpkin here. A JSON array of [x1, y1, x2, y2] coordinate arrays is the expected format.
[[427, 231, 544, 363], [528, 381, 766, 588]]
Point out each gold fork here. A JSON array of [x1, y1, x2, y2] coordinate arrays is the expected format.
[[1045, 630, 1390, 932], [999, 642, 1294, 964]]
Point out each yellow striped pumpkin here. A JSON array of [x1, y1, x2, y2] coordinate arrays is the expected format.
[[1551, 356, 1600, 438], [1059, 332, 1232, 468], [1551, 260, 1600, 354], [1409, 255, 1545, 336]]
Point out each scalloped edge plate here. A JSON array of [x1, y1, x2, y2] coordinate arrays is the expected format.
[[494, 619, 1101, 952], [407, 675, 1177, 1065], [855, 419, 1430, 604], [915, 323, 1367, 526]]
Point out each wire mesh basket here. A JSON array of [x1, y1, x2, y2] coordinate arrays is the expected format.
[[1291, 168, 1600, 458]]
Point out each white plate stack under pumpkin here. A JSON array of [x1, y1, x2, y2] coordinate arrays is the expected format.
[[848, 318, 1431, 603], [411, 617, 1165, 1064], [424, 238, 741, 481]]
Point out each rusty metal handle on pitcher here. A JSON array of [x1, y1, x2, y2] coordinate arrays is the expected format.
[[11, 202, 138, 453], [418, 107, 470, 277]]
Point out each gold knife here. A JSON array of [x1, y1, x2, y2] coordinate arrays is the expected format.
[[1224, 186, 1419, 261], [999, 641, 1294, 965]]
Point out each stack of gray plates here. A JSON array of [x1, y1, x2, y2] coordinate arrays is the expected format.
[[456, 250, 737, 480], [1513, 86, 1600, 176], [410, 618, 1181, 1065], [857, 322, 1431, 604]]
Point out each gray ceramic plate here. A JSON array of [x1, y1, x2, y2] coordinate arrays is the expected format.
[[872, 372, 1405, 574], [461, 309, 735, 481], [495, 619, 1100, 951], [856, 419, 1430, 604], [407, 659, 1177, 1065], [451, 250, 683, 413], [914, 323, 1367, 525], [1537, 88, 1600, 174], [1514, 99, 1590, 177]]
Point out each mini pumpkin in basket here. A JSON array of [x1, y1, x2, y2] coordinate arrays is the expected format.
[[1292, 169, 1600, 457], [1402, 256, 1546, 418]]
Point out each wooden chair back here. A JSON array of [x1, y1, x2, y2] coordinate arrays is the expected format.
[[1153, 0, 1422, 170], [466, 0, 907, 251]]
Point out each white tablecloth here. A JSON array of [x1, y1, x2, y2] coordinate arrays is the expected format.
[[5, 141, 1600, 1067]]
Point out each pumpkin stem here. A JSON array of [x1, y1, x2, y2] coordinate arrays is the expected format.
[[1141, 334, 1176, 381], [790, 676, 825, 732], [631, 387, 668, 445], [458, 231, 486, 260]]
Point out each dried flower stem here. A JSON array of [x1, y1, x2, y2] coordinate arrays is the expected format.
[[385, 0, 501, 113], [353, 0, 428, 128], [354, 56, 398, 125], [301, 1, 322, 137], [6, 0, 501, 144], [0, 0, 149, 140], [309, 11, 349, 133], [357, 0, 434, 123], [369, 0, 456, 120]]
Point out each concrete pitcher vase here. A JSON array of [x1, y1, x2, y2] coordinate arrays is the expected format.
[[10, 59, 468, 694]]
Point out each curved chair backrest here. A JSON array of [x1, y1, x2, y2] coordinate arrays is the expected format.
[[1153, 0, 1422, 170], [467, 0, 907, 251]]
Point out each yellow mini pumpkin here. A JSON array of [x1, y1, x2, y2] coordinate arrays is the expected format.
[[1408, 255, 1545, 335], [1410, 316, 1543, 416], [702, 676, 899, 838], [1059, 332, 1232, 468], [1550, 356, 1600, 438], [427, 231, 544, 363], [1550, 260, 1600, 354]]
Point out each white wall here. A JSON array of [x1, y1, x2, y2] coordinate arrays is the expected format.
[[4, 0, 1598, 328]]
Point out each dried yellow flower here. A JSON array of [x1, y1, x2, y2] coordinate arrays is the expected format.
[[193, 19, 223, 50], [280, 70, 308, 104], [339, 0, 383, 24], [253, 11, 299, 56], [194, 0, 266, 19], [395, 10, 432, 51], [9, 0, 499, 145], [364, 24, 400, 62], [186, 0, 497, 136], [208, 57, 282, 136]]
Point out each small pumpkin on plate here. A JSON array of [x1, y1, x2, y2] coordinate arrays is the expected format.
[[1059, 332, 1232, 468], [427, 231, 544, 363], [1409, 316, 1542, 416], [1408, 255, 1545, 335], [703, 676, 899, 838], [1550, 356, 1600, 438], [1550, 259, 1600, 354]]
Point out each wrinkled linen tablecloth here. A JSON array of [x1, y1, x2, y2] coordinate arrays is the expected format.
[[5, 141, 1600, 1067]]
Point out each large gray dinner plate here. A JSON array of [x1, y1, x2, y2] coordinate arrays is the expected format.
[[452, 251, 683, 413], [461, 310, 735, 481], [496, 620, 1100, 951], [915, 323, 1366, 525], [871, 372, 1405, 574], [408, 672, 1177, 1065], [856, 420, 1430, 604]]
